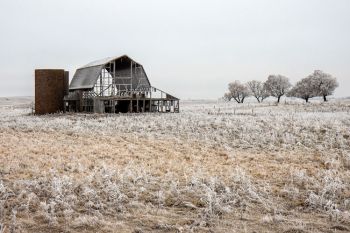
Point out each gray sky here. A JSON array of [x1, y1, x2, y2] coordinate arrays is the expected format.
[[0, 0, 349, 99]]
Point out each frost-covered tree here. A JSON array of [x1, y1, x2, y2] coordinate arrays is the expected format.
[[288, 76, 317, 103], [311, 70, 338, 102], [288, 71, 338, 103], [247, 80, 269, 103], [264, 75, 292, 103], [224, 81, 250, 103]]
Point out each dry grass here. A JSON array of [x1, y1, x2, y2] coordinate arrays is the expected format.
[[0, 98, 350, 232]]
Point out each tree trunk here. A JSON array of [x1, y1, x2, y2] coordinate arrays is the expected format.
[[305, 97, 309, 103], [277, 96, 281, 103], [233, 97, 243, 104], [255, 97, 261, 103], [323, 95, 327, 102]]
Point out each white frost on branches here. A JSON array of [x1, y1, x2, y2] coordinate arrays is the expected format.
[[264, 75, 292, 103], [224, 81, 250, 104], [247, 80, 269, 103], [288, 70, 338, 102]]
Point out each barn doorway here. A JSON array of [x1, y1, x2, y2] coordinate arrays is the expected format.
[[115, 100, 130, 113]]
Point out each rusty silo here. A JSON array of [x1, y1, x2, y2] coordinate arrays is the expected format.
[[35, 69, 69, 114]]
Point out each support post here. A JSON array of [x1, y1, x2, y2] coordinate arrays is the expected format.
[[111, 100, 115, 113], [79, 91, 83, 112], [150, 88, 152, 112], [113, 61, 116, 95], [100, 70, 103, 96]]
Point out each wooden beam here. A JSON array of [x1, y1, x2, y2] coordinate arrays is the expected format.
[[129, 100, 132, 113]]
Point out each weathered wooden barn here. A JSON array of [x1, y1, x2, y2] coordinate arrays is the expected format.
[[64, 55, 179, 113]]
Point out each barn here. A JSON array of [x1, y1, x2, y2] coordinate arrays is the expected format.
[[64, 55, 179, 113]]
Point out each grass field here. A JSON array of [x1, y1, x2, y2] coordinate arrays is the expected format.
[[0, 97, 350, 233]]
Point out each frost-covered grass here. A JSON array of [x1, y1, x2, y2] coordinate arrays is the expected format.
[[0, 98, 350, 232], [1, 99, 350, 152]]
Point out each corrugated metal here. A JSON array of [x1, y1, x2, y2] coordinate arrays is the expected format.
[[69, 55, 151, 90], [69, 65, 104, 90], [81, 56, 121, 68]]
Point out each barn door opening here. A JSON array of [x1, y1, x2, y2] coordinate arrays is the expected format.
[[115, 100, 129, 113]]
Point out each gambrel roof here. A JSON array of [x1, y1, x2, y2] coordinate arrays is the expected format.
[[69, 55, 151, 90]]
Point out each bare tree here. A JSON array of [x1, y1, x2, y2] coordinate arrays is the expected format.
[[311, 70, 338, 102], [288, 76, 317, 103], [225, 81, 250, 103], [264, 75, 292, 103], [247, 80, 269, 103]]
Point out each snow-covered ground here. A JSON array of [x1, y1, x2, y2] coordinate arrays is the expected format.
[[0, 98, 349, 232]]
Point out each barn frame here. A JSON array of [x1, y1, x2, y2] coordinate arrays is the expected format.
[[64, 55, 179, 113]]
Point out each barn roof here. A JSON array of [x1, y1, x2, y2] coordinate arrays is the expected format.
[[69, 55, 151, 90]]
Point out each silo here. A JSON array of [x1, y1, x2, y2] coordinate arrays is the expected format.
[[35, 69, 69, 114], [64, 71, 69, 96]]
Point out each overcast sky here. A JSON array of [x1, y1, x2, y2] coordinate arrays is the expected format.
[[0, 0, 349, 99]]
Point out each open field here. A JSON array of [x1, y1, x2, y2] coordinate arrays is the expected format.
[[0, 97, 350, 233]]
